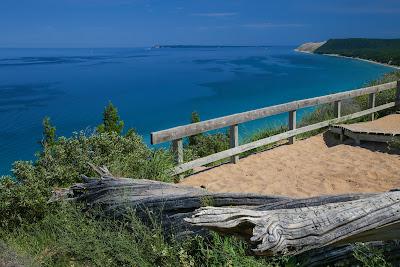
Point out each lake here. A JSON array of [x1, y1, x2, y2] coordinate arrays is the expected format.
[[0, 46, 394, 174]]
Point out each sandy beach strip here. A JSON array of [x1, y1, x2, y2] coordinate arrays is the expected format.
[[322, 53, 400, 70], [295, 48, 400, 70], [180, 133, 400, 198]]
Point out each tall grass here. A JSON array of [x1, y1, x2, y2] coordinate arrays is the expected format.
[[1, 203, 281, 267]]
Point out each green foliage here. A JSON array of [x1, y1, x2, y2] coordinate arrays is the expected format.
[[353, 243, 392, 267], [41, 117, 56, 147], [97, 101, 125, 135], [0, 162, 49, 228], [188, 233, 286, 267], [315, 38, 400, 66], [191, 111, 201, 124], [1, 204, 278, 267], [35, 131, 173, 186], [0, 240, 35, 267], [200, 195, 215, 207], [1, 204, 176, 267], [355, 71, 400, 118], [0, 103, 173, 229]]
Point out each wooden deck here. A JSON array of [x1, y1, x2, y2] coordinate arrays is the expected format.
[[330, 114, 400, 144]]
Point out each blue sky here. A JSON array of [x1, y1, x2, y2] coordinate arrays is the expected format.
[[1, 0, 399, 47]]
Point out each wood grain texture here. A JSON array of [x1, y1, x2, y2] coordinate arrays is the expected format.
[[65, 177, 378, 239], [186, 191, 400, 256]]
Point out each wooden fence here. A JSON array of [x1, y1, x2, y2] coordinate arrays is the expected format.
[[151, 80, 400, 176]]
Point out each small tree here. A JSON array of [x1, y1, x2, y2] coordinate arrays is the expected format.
[[41, 117, 56, 147], [191, 111, 200, 124], [97, 101, 124, 135]]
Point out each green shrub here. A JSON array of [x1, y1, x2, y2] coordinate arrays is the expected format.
[[0, 103, 174, 229]]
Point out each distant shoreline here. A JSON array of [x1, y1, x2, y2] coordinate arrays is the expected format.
[[295, 49, 400, 70], [322, 53, 400, 70]]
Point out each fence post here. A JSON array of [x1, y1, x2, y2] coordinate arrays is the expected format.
[[334, 100, 342, 118], [368, 93, 376, 120], [172, 138, 183, 178], [288, 110, 296, 144], [334, 100, 344, 141], [396, 80, 400, 108], [229, 124, 239, 164]]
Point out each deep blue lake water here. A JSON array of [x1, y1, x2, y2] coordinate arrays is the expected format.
[[0, 46, 394, 174]]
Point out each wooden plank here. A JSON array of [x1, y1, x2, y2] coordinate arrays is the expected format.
[[172, 138, 184, 179], [369, 93, 376, 120], [172, 138, 183, 164], [229, 125, 239, 164], [151, 82, 396, 144], [173, 102, 396, 174], [334, 100, 343, 141], [288, 110, 296, 144], [343, 129, 397, 143]]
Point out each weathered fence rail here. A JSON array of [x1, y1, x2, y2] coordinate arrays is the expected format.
[[151, 80, 400, 175]]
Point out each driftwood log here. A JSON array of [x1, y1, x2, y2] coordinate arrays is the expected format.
[[186, 190, 400, 255], [60, 176, 400, 265]]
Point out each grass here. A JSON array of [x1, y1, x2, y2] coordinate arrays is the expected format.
[[0, 203, 281, 267]]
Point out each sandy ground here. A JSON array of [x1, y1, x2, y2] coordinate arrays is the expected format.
[[180, 133, 400, 198]]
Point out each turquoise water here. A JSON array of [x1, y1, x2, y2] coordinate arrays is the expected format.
[[0, 46, 394, 174]]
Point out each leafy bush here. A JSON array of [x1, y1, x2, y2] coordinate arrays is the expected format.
[[0, 104, 173, 229]]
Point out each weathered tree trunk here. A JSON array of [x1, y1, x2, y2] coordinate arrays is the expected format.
[[186, 190, 400, 256], [64, 176, 291, 237], [59, 176, 400, 265]]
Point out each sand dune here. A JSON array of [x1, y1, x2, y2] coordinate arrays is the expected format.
[[180, 133, 400, 198]]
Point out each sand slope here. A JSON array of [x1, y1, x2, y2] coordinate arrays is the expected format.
[[180, 133, 400, 198]]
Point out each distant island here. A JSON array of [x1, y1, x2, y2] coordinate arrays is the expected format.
[[296, 38, 400, 68], [151, 44, 270, 49]]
